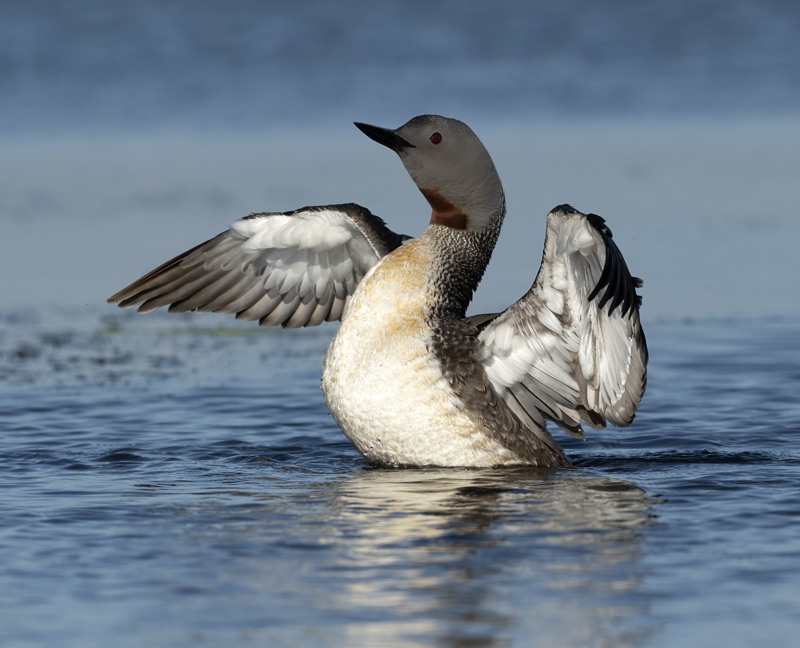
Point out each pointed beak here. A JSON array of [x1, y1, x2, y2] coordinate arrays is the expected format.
[[354, 122, 415, 152]]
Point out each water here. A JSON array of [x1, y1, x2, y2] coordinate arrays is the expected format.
[[3, 0, 800, 130], [1, 309, 799, 647], [2, 1, 800, 645]]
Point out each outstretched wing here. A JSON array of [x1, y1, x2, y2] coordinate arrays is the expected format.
[[108, 203, 408, 328], [475, 204, 648, 438]]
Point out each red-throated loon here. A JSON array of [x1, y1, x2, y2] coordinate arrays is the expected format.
[[108, 115, 648, 468]]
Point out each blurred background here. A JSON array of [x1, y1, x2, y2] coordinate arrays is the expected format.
[[2, 0, 799, 320]]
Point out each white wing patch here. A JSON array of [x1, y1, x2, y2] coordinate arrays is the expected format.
[[477, 205, 647, 439], [108, 204, 407, 328]]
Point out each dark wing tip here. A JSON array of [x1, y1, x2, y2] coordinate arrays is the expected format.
[[585, 213, 642, 317], [106, 234, 224, 307], [586, 212, 612, 238], [551, 204, 580, 217]]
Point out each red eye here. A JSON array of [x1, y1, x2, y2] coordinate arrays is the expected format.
[[430, 132, 442, 145]]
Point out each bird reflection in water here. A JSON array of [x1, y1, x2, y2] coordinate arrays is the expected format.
[[320, 468, 659, 648]]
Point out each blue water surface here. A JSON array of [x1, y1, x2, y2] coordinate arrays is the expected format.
[[3, 0, 800, 131], [1, 309, 799, 647]]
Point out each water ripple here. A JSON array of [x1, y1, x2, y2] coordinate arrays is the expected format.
[[1, 310, 799, 647]]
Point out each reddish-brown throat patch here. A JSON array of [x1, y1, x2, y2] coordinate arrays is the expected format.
[[421, 188, 468, 230]]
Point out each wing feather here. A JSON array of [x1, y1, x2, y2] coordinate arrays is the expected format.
[[235, 288, 282, 322], [259, 288, 300, 327], [167, 270, 245, 313], [306, 285, 334, 327], [200, 276, 262, 314], [108, 203, 408, 327], [327, 295, 346, 322], [476, 204, 647, 438]]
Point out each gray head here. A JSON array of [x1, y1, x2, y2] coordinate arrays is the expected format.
[[355, 115, 505, 232]]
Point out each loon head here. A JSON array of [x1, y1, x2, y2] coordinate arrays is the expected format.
[[355, 115, 505, 232]]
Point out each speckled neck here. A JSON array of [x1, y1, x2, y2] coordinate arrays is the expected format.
[[423, 200, 505, 321]]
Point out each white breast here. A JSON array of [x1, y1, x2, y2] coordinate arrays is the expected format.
[[321, 237, 524, 467]]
